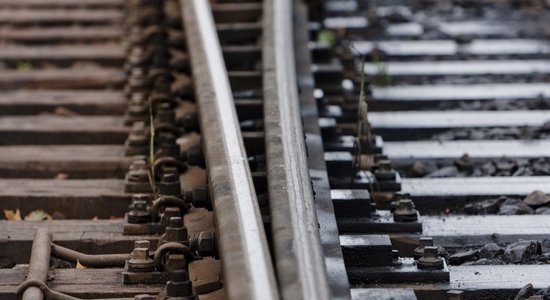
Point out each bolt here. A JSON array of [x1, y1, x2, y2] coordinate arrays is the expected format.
[[417, 246, 444, 270], [197, 231, 216, 257], [127, 160, 149, 182], [165, 217, 187, 243], [128, 247, 154, 272], [392, 249, 399, 260], [374, 159, 396, 181], [127, 200, 152, 224], [184, 185, 210, 209], [447, 290, 464, 300], [158, 173, 181, 196], [166, 270, 196, 299], [160, 207, 181, 225], [393, 199, 418, 222], [134, 240, 150, 250], [182, 145, 204, 167], [180, 112, 198, 131], [414, 237, 434, 259], [133, 194, 152, 204]]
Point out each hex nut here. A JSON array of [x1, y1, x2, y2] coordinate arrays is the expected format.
[[197, 231, 215, 257]]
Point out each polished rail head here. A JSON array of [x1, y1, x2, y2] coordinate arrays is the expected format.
[[263, 0, 331, 299], [180, 0, 279, 299]]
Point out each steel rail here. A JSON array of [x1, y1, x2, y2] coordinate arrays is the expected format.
[[263, 0, 331, 299], [180, 0, 279, 299]]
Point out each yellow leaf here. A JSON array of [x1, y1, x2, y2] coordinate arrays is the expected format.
[[76, 259, 86, 270], [24, 210, 52, 221], [4, 209, 22, 221]]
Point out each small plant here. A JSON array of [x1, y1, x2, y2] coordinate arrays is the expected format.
[[348, 43, 372, 178], [317, 30, 336, 47], [15, 61, 33, 71], [147, 97, 157, 194], [371, 52, 391, 86]]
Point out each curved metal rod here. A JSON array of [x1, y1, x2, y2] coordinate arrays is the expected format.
[[153, 242, 194, 271], [22, 228, 52, 300], [150, 195, 189, 222], [18, 279, 81, 300], [152, 156, 187, 177], [50, 243, 129, 267]]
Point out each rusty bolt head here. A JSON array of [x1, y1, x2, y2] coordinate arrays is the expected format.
[[133, 200, 147, 211], [393, 199, 418, 222], [134, 240, 150, 250], [158, 173, 180, 196], [166, 270, 195, 298], [132, 194, 151, 204], [414, 237, 434, 259], [197, 231, 215, 257], [417, 246, 444, 270], [128, 247, 154, 272], [378, 160, 392, 171], [166, 217, 187, 242], [127, 169, 148, 182], [127, 199, 152, 224], [447, 290, 464, 300], [185, 185, 210, 209]]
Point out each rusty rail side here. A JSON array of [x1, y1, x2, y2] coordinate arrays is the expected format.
[[180, 0, 279, 299]]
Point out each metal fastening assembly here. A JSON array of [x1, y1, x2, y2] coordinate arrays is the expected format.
[[163, 217, 188, 245], [179, 112, 199, 132], [190, 231, 217, 258], [124, 158, 153, 193], [165, 270, 197, 300], [414, 237, 434, 260], [128, 246, 155, 273], [447, 290, 464, 300], [125, 122, 148, 155], [127, 199, 153, 224], [393, 199, 419, 222], [374, 160, 396, 181], [158, 173, 181, 196], [414, 237, 446, 260], [181, 145, 205, 168], [184, 185, 211, 210], [417, 246, 445, 270]]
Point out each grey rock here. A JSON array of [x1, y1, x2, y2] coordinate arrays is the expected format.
[[479, 243, 504, 259], [463, 258, 503, 265], [515, 283, 535, 300], [464, 197, 503, 215], [505, 240, 541, 263], [523, 190, 550, 207], [454, 154, 474, 172], [409, 160, 438, 177], [448, 249, 479, 265], [499, 199, 535, 215], [535, 207, 550, 214], [425, 166, 460, 178]]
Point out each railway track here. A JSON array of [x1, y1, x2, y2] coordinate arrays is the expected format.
[[309, 0, 550, 299], [1, 0, 549, 299]]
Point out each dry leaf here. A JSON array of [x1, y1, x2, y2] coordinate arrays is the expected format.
[[24, 210, 52, 221], [76, 259, 86, 270], [55, 173, 69, 180], [4, 209, 21, 221], [91, 216, 98, 221], [110, 216, 123, 220]]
